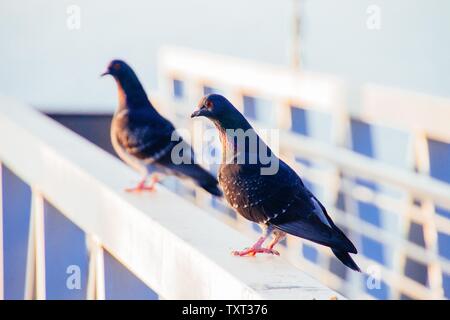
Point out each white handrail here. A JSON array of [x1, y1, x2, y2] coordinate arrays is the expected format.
[[0, 95, 343, 300], [277, 127, 450, 208], [158, 46, 346, 112]]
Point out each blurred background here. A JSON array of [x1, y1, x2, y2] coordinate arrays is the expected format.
[[0, 0, 449, 300]]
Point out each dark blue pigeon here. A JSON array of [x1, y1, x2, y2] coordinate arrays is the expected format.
[[191, 94, 360, 271], [102, 60, 222, 197]]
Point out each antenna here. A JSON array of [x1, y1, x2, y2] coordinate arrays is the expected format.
[[290, 0, 301, 70]]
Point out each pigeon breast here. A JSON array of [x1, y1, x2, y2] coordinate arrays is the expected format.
[[111, 108, 178, 172]]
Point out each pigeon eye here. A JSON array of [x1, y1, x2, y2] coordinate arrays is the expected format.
[[205, 100, 213, 109]]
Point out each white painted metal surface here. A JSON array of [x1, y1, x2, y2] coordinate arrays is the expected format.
[[158, 46, 346, 112], [86, 236, 105, 300], [360, 84, 450, 143], [277, 129, 450, 209], [24, 191, 47, 300], [0, 95, 342, 300]]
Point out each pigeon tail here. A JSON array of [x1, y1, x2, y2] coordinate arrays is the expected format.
[[190, 164, 223, 197], [332, 249, 361, 272], [161, 157, 223, 197], [199, 181, 223, 197]]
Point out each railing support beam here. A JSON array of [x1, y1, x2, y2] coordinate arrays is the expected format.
[[86, 235, 105, 300], [24, 191, 46, 300]]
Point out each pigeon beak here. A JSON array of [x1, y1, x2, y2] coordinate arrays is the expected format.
[[191, 108, 205, 118], [100, 70, 110, 77]]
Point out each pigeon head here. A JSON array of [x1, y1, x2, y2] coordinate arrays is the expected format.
[[101, 59, 132, 79], [191, 94, 250, 130], [101, 59, 150, 109]]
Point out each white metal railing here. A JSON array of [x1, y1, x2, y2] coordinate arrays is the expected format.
[[0, 95, 343, 300], [157, 46, 450, 300]]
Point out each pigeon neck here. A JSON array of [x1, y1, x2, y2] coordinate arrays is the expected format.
[[217, 126, 235, 160], [114, 74, 152, 112], [115, 79, 127, 110], [214, 116, 255, 162]]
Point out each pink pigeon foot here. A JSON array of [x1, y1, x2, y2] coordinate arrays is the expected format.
[[232, 247, 280, 256], [125, 175, 159, 193], [231, 236, 279, 256]]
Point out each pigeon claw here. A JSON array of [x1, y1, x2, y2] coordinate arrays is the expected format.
[[124, 185, 156, 193], [231, 247, 280, 257], [125, 175, 160, 193]]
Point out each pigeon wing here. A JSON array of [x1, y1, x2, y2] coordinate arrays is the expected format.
[[220, 160, 302, 223], [116, 109, 177, 162], [222, 160, 357, 253], [154, 139, 223, 197], [269, 188, 357, 253]]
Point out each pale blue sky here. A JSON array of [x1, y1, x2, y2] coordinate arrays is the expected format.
[[0, 0, 448, 110]]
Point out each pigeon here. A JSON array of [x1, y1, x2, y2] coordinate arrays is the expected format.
[[101, 60, 222, 197], [191, 94, 360, 271]]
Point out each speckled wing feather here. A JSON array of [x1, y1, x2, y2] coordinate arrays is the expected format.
[[114, 108, 222, 196], [219, 160, 302, 223], [269, 193, 357, 253], [220, 159, 357, 253]]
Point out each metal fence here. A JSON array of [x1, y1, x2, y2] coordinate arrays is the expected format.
[[0, 95, 341, 300], [157, 46, 450, 299]]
